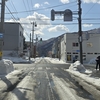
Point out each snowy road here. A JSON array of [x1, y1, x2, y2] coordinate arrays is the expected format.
[[0, 58, 96, 100]]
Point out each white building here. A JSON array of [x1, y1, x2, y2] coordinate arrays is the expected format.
[[61, 32, 100, 63]]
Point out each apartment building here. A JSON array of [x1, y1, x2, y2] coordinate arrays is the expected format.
[[61, 32, 100, 63], [3, 22, 24, 56]]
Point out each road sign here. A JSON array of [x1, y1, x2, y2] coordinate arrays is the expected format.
[[0, 33, 3, 38], [76, 50, 80, 52]]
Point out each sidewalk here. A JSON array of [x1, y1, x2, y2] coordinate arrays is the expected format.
[[66, 64, 100, 100]]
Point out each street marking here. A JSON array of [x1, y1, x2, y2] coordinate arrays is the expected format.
[[45, 72, 55, 100]]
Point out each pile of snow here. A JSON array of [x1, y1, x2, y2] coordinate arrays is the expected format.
[[34, 57, 43, 63], [3, 56, 34, 63], [69, 61, 86, 73], [88, 58, 96, 64], [0, 59, 14, 75], [44, 57, 66, 64]]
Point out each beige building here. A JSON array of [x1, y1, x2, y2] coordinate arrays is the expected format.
[[61, 32, 100, 63]]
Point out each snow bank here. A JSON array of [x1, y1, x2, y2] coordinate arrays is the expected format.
[[0, 59, 14, 75], [34, 57, 43, 63], [69, 61, 86, 73], [88, 58, 96, 64], [3, 57, 31, 63], [44, 57, 66, 64]]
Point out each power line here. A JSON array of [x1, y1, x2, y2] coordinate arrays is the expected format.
[[22, 0, 32, 27], [19, 22, 100, 25], [5, 5, 17, 22], [27, 0, 31, 15], [82, 3, 97, 18], [22, 0, 29, 16], [10, 0, 19, 19], [6, 1, 30, 40], [5, 17, 100, 21], [69, 0, 99, 33], [5, 1, 77, 14]]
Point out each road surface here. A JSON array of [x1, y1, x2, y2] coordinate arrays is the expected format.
[[0, 58, 96, 100]]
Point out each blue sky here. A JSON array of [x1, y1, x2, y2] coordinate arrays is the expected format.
[[1, 0, 100, 41]]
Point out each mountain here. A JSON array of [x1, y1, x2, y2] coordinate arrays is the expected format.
[[37, 38, 56, 57], [87, 28, 100, 33]]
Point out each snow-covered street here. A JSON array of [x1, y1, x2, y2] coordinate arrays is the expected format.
[[0, 57, 100, 100]]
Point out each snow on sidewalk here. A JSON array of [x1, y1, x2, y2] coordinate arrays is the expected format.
[[0, 59, 14, 75], [46, 57, 100, 89], [66, 61, 100, 89]]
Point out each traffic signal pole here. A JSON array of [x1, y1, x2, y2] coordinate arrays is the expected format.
[[78, 0, 83, 64], [51, 0, 83, 64], [0, 0, 6, 60]]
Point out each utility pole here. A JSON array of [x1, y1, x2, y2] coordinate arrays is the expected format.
[[78, 0, 83, 64], [31, 22, 37, 58], [29, 33, 31, 60], [0, 0, 6, 60], [51, 2, 83, 64]]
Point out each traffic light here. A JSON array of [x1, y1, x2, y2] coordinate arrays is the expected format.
[[51, 9, 55, 21], [64, 9, 72, 21]]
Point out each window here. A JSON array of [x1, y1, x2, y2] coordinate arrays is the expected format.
[[73, 52, 78, 54], [94, 53, 100, 55], [67, 55, 71, 61], [72, 42, 78, 47], [67, 52, 71, 54], [83, 53, 86, 54], [20, 31, 21, 36], [73, 43, 75, 46], [87, 53, 93, 54], [76, 43, 78, 46], [83, 55, 86, 60]]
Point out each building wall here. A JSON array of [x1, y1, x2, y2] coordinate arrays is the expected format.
[[3, 22, 24, 56], [18, 25, 24, 54], [61, 33, 100, 63], [61, 37, 66, 62], [66, 33, 79, 63]]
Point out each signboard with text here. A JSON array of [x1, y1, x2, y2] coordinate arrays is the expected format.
[[0, 33, 3, 40]]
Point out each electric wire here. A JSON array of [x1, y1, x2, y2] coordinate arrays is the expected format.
[[10, 0, 19, 20], [27, 0, 31, 15], [6, 1, 30, 39], [22, 0, 29, 16], [5, 5, 17, 22], [82, 2, 97, 18], [5, 1, 77, 14], [31, 0, 34, 15], [22, 0, 33, 38], [5, 0, 100, 40], [4, 17, 100, 21], [18, 22, 100, 25], [68, 1, 99, 33]]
